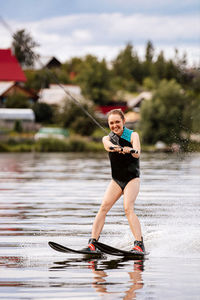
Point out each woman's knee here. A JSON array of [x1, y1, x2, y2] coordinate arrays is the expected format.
[[124, 206, 134, 217], [99, 203, 111, 215]]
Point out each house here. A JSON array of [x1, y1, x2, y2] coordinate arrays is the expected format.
[[0, 49, 38, 107], [97, 104, 128, 115], [0, 108, 35, 131], [0, 49, 26, 82], [33, 56, 61, 70], [0, 81, 38, 107], [127, 91, 152, 111], [124, 111, 140, 124], [38, 84, 83, 107]]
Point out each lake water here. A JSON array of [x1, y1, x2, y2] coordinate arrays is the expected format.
[[0, 152, 200, 300]]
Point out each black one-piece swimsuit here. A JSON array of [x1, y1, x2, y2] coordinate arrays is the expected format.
[[109, 127, 140, 191]]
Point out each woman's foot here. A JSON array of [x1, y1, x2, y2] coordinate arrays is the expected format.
[[131, 238, 145, 253], [82, 238, 101, 253]]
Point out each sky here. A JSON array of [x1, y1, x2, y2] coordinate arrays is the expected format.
[[0, 0, 200, 66]]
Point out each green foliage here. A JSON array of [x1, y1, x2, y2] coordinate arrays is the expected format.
[[12, 29, 39, 67], [184, 93, 200, 133], [152, 51, 166, 80], [112, 43, 143, 84], [145, 40, 154, 63], [76, 55, 113, 104], [36, 138, 69, 152], [14, 120, 23, 133], [140, 79, 188, 144], [24, 69, 51, 90], [66, 137, 88, 152], [187, 74, 200, 133], [0, 143, 9, 152], [63, 57, 83, 76], [112, 43, 135, 79], [32, 102, 53, 123], [53, 68, 70, 84], [60, 101, 98, 136], [142, 77, 157, 90], [190, 73, 200, 94], [110, 76, 138, 93], [5, 93, 31, 108], [34, 136, 103, 152], [8, 144, 34, 152], [24, 68, 70, 91], [142, 41, 155, 78]]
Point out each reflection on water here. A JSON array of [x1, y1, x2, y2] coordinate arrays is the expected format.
[[49, 257, 144, 299], [0, 152, 200, 299]]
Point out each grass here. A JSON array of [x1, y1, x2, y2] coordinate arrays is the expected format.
[[0, 136, 104, 153], [0, 130, 199, 153]]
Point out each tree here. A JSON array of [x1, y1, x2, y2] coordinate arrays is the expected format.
[[63, 57, 83, 75], [12, 29, 39, 67], [60, 100, 98, 136], [145, 40, 154, 63], [112, 43, 135, 79], [76, 55, 113, 105], [24, 69, 51, 90], [140, 79, 188, 144], [112, 43, 143, 83], [184, 73, 200, 134], [32, 102, 53, 123], [14, 120, 23, 133], [143, 41, 154, 78], [152, 51, 166, 80], [165, 59, 180, 81], [5, 93, 30, 108], [189, 94, 200, 133]]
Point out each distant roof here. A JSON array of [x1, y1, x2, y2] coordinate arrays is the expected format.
[[33, 56, 61, 70], [0, 81, 38, 99], [38, 84, 82, 105], [0, 81, 15, 95], [38, 127, 69, 136], [127, 92, 152, 108], [0, 108, 35, 121], [124, 111, 140, 123], [0, 49, 27, 82], [98, 105, 127, 115]]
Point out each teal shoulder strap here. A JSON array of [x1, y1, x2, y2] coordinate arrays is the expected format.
[[121, 127, 133, 143]]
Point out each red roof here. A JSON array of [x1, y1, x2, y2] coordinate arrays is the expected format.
[[98, 105, 128, 115], [0, 49, 26, 82]]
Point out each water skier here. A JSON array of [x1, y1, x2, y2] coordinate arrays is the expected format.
[[85, 109, 145, 254]]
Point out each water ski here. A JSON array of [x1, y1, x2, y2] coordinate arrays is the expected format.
[[49, 241, 147, 259], [48, 241, 102, 257], [94, 241, 147, 258]]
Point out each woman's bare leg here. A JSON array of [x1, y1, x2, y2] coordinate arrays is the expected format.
[[91, 180, 122, 239], [123, 178, 142, 241]]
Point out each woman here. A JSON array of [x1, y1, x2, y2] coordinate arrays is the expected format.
[[86, 109, 145, 253]]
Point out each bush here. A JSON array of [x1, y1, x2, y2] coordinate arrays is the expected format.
[[34, 136, 103, 152], [0, 143, 9, 152], [32, 102, 53, 123], [140, 79, 187, 144], [5, 93, 30, 108], [35, 138, 69, 152], [61, 101, 98, 136], [14, 120, 23, 132], [142, 77, 156, 90], [66, 137, 88, 152]]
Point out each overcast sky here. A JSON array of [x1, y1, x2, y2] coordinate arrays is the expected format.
[[0, 0, 199, 66]]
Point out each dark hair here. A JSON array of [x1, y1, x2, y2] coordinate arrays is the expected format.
[[107, 109, 125, 121]]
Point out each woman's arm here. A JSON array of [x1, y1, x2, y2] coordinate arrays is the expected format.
[[102, 136, 122, 152], [121, 132, 141, 158], [130, 132, 141, 158]]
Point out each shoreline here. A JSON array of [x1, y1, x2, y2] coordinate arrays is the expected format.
[[0, 137, 199, 153]]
